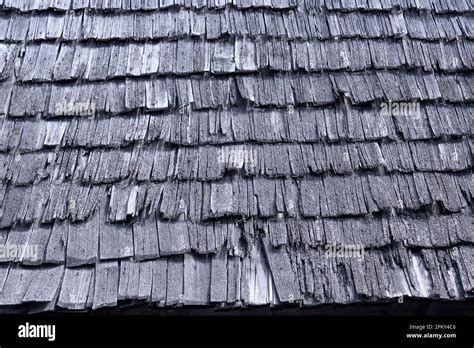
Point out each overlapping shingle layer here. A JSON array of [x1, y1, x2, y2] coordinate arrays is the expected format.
[[0, 0, 472, 311]]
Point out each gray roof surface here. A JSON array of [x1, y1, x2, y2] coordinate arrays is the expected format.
[[0, 0, 472, 312]]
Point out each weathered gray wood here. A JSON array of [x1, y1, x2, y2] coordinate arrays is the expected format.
[[23, 265, 64, 303], [137, 260, 153, 301], [45, 221, 68, 264], [183, 254, 211, 305], [157, 221, 191, 256], [0, 265, 35, 305], [58, 267, 94, 310], [66, 216, 99, 267], [210, 249, 227, 303], [118, 259, 139, 300], [226, 255, 241, 303], [262, 236, 299, 303], [151, 258, 167, 302], [0, 0, 472, 312], [165, 255, 184, 305], [133, 218, 160, 260], [92, 261, 119, 309], [99, 222, 134, 261]]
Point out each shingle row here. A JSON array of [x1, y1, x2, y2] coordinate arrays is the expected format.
[[331, 71, 472, 104], [1, 212, 472, 267], [288, 243, 474, 305], [0, 215, 241, 266], [2, 140, 471, 187], [0, 243, 472, 309], [1, 105, 470, 152], [262, 213, 473, 249], [1, 171, 471, 227], [0, 252, 276, 309], [2, 72, 472, 116], [13, 38, 473, 83], [1, 9, 471, 43], [0, 0, 298, 12], [2, 0, 472, 13], [317, 0, 474, 13]]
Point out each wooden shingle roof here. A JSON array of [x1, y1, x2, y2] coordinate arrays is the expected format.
[[0, 0, 472, 311]]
